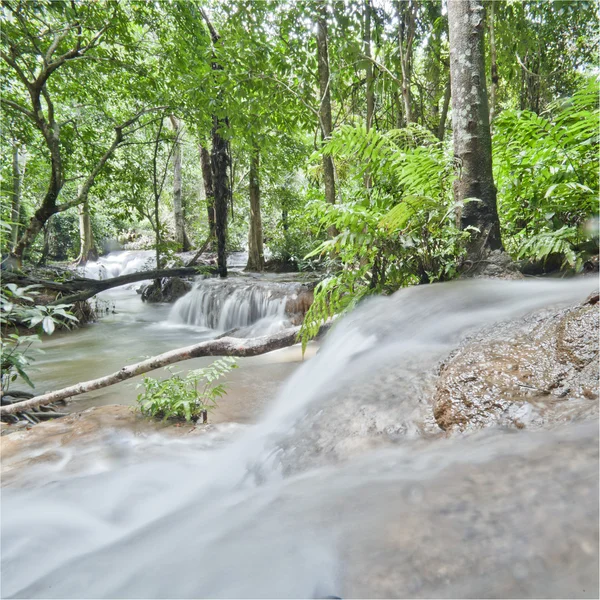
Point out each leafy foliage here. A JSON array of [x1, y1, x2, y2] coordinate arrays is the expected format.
[[136, 357, 237, 422], [299, 123, 468, 346], [494, 78, 599, 268], [1, 283, 77, 390]]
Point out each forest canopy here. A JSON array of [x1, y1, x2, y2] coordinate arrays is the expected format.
[[1, 0, 598, 290]]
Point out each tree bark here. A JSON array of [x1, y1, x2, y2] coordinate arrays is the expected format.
[[0, 326, 319, 416], [76, 198, 98, 265], [316, 0, 337, 233], [447, 0, 503, 256], [169, 115, 191, 251], [437, 77, 451, 141], [364, 0, 375, 132], [199, 7, 230, 278], [488, 0, 498, 126], [211, 118, 230, 278], [200, 145, 216, 240], [246, 146, 264, 271], [395, 0, 417, 125], [10, 140, 21, 250]]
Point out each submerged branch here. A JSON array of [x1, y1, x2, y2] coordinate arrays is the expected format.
[[0, 326, 325, 415]]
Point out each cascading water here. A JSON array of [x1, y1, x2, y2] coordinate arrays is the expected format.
[[78, 250, 156, 280], [169, 278, 307, 336], [2, 279, 598, 599]]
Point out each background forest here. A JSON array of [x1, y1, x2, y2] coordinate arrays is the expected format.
[[1, 0, 598, 304]]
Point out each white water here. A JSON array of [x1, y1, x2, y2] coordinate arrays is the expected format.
[[2, 279, 598, 598], [169, 278, 305, 336], [78, 250, 156, 280]]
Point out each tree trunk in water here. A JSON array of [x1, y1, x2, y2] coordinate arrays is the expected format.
[[316, 0, 336, 235], [437, 78, 451, 141], [76, 199, 98, 265], [488, 0, 498, 126], [200, 145, 216, 241], [10, 141, 21, 251], [169, 116, 190, 251], [211, 118, 230, 278], [246, 146, 264, 272], [0, 325, 332, 416], [448, 0, 503, 256]]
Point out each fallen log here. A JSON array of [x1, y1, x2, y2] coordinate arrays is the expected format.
[[3, 267, 217, 306], [0, 325, 328, 416], [48, 267, 216, 305]]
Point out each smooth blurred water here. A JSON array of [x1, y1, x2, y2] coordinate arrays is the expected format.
[[2, 278, 598, 598]]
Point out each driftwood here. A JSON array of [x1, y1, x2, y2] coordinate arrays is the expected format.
[[2, 267, 216, 305], [0, 325, 327, 416]]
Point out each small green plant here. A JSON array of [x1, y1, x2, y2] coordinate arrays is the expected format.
[[136, 357, 238, 423], [1, 283, 78, 390]]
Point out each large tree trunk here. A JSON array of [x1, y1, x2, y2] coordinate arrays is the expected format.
[[76, 198, 98, 265], [169, 115, 191, 251], [211, 118, 230, 278], [316, 0, 336, 229], [199, 8, 230, 278], [10, 140, 21, 250], [200, 145, 216, 240], [448, 0, 503, 256], [488, 0, 498, 126], [0, 325, 325, 416], [246, 146, 264, 272]]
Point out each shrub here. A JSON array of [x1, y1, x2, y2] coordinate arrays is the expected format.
[[136, 357, 237, 423]]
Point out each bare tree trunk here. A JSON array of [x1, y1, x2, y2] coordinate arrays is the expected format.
[[363, 0, 375, 190], [246, 146, 264, 272], [364, 0, 375, 132], [200, 145, 216, 241], [437, 77, 451, 141], [448, 0, 503, 256], [212, 118, 230, 278], [0, 326, 322, 416], [488, 0, 498, 126], [76, 198, 98, 265], [169, 115, 191, 251], [395, 0, 417, 125], [199, 7, 230, 278], [316, 0, 337, 233], [10, 141, 21, 250], [152, 119, 164, 272]]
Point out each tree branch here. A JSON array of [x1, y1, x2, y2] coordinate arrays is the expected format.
[[0, 326, 323, 415], [0, 97, 36, 121]]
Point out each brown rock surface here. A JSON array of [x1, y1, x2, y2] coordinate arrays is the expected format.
[[433, 296, 599, 433]]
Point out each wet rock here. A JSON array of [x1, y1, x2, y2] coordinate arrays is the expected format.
[[462, 249, 524, 280], [141, 276, 192, 303], [285, 288, 314, 325], [433, 298, 599, 433], [0, 405, 238, 487]]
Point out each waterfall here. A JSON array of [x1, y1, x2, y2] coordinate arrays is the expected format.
[[78, 250, 156, 280], [168, 278, 305, 335]]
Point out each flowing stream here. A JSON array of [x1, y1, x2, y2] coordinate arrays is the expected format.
[[22, 252, 316, 421], [1, 268, 598, 598]]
